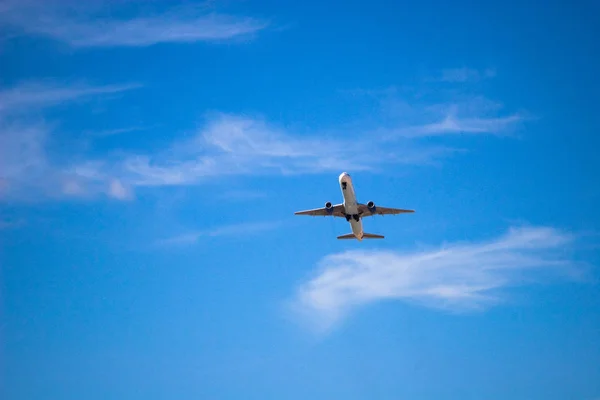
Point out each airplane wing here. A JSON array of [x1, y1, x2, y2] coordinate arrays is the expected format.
[[294, 203, 345, 217], [358, 203, 415, 217]]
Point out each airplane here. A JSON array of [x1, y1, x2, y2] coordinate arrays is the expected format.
[[294, 172, 415, 240]]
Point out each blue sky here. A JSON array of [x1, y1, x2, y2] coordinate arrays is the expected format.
[[1, 0, 599, 398]]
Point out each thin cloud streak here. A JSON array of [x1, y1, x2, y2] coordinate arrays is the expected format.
[[108, 179, 134, 201], [0, 75, 530, 201], [349, 84, 527, 139], [34, 14, 268, 47], [0, 80, 140, 201], [0, 107, 504, 201], [0, 1, 269, 47], [87, 126, 153, 138], [158, 220, 282, 246], [116, 113, 427, 187], [0, 119, 48, 193], [0, 81, 141, 113], [436, 67, 497, 83], [378, 96, 527, 138], [398, 113, 525, 137], [291, 226, 586, 333]]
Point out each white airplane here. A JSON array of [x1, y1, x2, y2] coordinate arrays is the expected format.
[[294, 172, 415, 240]]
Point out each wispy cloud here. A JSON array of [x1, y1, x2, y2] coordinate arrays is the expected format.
[[342, 81, 527, 139], [87, 126, 153, 138], [0, 102, 517, 201], [107, 179, 133, 201], [0, 80, 140, 201], [378, 94, 528, 138], [418, 114, 523, 135], [435, 67, 497, 83], [158, 220, 282, 246], [0, 107, 296, 201], [116, 113, 392, 187], [0, 67, 531, 202], [110, 112, 460, 187], [290, 226, 587, 333], [0, 80, 140, 113], [392, 113, 526, 138], [0, 119, 50, 195], [0, 1, 269, 47]]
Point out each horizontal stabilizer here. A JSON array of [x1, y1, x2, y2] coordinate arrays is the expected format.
[[362, 233, 385, 239], [336, 232, 385, 240]]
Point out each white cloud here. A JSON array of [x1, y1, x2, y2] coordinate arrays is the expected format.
[[0, 71, 531, 202], [0, 80, 140, 113], [115, 113, 425, 187], [0, 104, 515, 201], [345, 83, 526, 139], [108, 179, 133, 201], [0, 80, 139, 201], [381, 97, 527, 138], [158, 220, 282, 245], [88, 126, 151, 138], [407, 113, 524, 137], [291, 226, 586, 333], [0, 1, 269, 47], [0, 120, 46, 175], [0, 119, 49, 195], [437, 67, 497, 83]]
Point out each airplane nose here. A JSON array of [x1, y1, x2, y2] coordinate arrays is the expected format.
[[339, 172, 349, 182]]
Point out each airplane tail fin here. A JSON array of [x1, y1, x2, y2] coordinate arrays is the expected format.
[[336, 232, 385, 240]]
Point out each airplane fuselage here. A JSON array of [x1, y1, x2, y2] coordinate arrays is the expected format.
[[339, 172, 364, 240]]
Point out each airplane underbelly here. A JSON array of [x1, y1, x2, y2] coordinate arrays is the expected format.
[[342, 188, 358, 213], [350, 219, 363, 236], [345, 203, 358, 214]]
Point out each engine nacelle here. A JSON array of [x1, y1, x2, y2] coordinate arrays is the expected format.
[[367, 201, 376, 211], [325, 201, 333, 212]]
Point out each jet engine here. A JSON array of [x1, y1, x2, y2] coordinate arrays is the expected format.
[[325, 201, 333, 212], [367, 201, 376, 212]]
